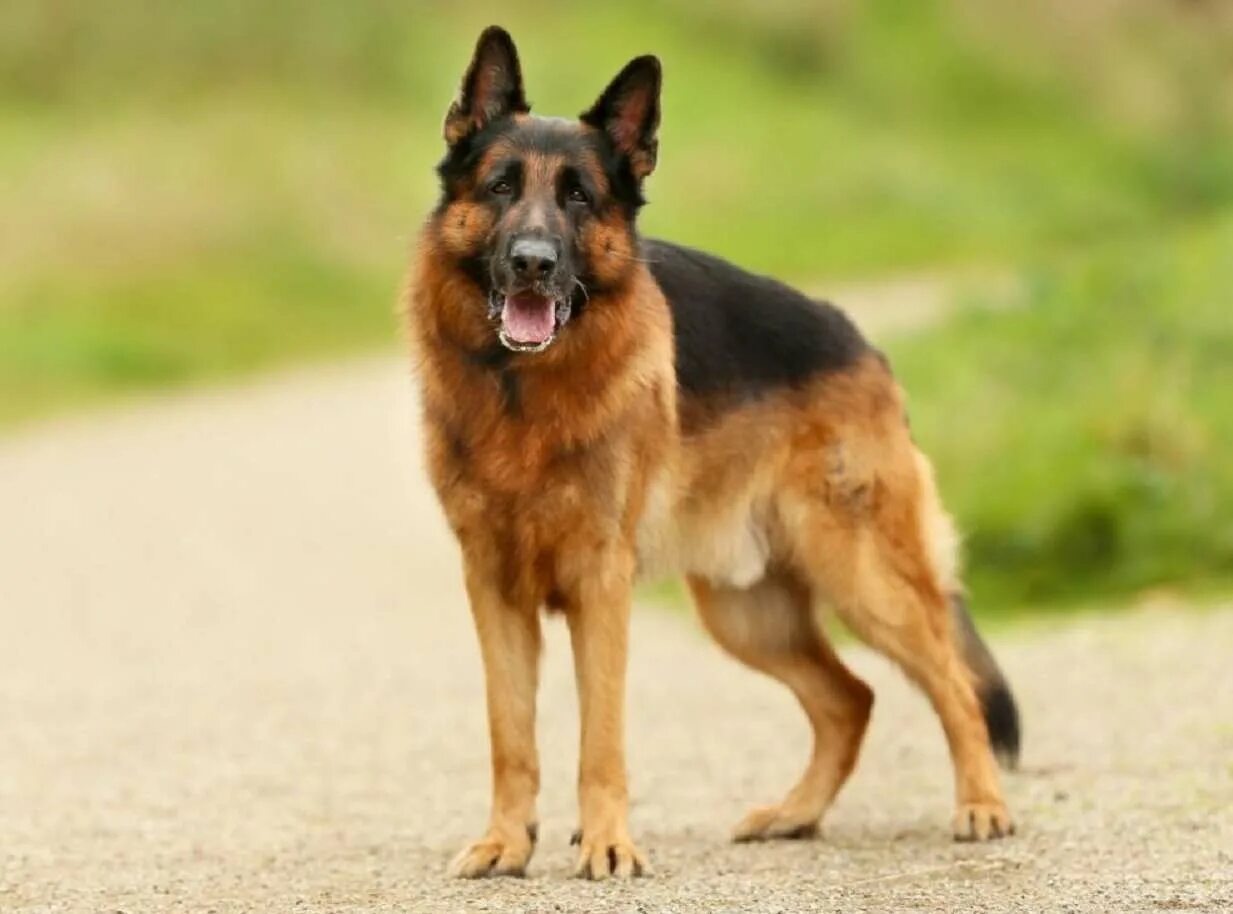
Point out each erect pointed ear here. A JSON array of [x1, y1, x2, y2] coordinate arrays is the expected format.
[[443, 26, 529, 146], [580, 55, 661, 179]]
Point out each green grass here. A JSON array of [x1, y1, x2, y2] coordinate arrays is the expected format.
[[3, 1, 1232, 611], [3, 1, 1233, 426], [887, 216, 1233, 612], [0, 235, 393, 426]]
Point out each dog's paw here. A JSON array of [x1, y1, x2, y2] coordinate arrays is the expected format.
[[572, 826, 648, 880], [731, 803, 820, 843], [952, 801, 1015, 842], [448, 825, 536, 878]]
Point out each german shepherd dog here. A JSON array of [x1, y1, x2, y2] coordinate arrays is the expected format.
[[407, 27, 1020, 880]]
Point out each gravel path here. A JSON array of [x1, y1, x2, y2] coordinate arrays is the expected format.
[[2, 357, 1231, 913]]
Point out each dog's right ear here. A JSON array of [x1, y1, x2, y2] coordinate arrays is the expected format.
[[443, 26, 529, 146]]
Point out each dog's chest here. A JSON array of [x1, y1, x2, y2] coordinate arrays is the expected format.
[[635, 472, 771, 589]]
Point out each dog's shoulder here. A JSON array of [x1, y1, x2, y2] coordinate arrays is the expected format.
[[644, 239, 869, 400]]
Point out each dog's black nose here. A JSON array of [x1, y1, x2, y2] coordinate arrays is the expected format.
[[509, 237, 558, 282]]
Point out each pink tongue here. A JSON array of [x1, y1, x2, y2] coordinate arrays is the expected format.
[[501, 292, 555, 344]]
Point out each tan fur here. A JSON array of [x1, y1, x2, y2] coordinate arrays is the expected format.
[[409, 231, 670, 877], [409, 127, 1011, 880]]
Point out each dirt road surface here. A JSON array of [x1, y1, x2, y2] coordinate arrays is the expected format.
[[3, 356, 1231, 913]]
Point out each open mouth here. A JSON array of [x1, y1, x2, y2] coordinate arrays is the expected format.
[[491, 291, 572, 353]]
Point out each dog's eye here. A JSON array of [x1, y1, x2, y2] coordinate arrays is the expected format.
[[489, 180, 513, 196], [567, 186, 589, 205]]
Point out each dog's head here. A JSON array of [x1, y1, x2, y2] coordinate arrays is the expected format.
[[431, 27, 660, 353]]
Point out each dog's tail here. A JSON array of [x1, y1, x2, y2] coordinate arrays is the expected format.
[[950, 592, 1021, 769], [914, 448, 1020, 767]]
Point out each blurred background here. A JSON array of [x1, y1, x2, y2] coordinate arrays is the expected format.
[[3, 0, 1232, 615]]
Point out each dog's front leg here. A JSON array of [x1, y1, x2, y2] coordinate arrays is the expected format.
[[564, 547, 648, 879], [449, 565, 542, 878]]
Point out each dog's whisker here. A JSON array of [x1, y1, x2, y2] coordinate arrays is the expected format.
[[605, 251, 661, 265]]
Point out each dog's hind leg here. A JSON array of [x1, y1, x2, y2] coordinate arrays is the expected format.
[[688, 573, 873, 841], [787, 438, 1014, 841]]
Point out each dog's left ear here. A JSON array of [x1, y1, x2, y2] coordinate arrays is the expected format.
[[581, 55, 661, 179], [443, 26, 529, 146]]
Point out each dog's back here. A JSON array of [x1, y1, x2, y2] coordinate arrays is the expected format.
[[648, 240, 868, 415]]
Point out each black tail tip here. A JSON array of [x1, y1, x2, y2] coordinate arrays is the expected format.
[[981, 681, 1021, 770]]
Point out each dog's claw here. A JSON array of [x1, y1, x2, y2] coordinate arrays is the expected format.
[[449, 829, 535, 878], [572, 831, 647, 880], [952, 802, 1015, 842], [731, 803, 820, 842]]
